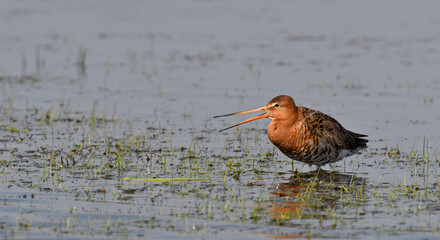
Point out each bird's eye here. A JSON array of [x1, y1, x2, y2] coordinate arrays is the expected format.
[[274, 103, 280, 108]]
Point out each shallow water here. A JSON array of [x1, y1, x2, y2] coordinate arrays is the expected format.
[[1, 0, 440, 239]]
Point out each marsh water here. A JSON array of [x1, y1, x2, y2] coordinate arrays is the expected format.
[[1, 1, 440, 239]]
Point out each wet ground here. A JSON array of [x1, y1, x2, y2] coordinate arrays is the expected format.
[[1, 0, 440, 239]]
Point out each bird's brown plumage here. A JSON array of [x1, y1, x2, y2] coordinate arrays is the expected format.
[[215, 95, 368, 167]]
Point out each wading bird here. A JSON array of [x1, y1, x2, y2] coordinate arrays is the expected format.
[[214, 95, 368, 167]]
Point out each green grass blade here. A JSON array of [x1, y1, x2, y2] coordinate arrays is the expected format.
[[121, 177, 211, 182]]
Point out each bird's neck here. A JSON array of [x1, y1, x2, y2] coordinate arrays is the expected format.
[[267, 111, 298, 147]]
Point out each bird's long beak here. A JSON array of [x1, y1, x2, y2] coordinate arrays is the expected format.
[[213, 106, 268, 132]]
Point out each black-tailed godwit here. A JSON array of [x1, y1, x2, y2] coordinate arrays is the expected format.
[[214, 95, 368, 166]]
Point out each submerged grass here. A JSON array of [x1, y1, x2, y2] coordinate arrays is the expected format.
[[121, 177, 212, 182], [0, 101, 440, 239]]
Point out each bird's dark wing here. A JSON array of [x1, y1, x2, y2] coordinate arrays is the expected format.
[[300, 107, 367, 151]]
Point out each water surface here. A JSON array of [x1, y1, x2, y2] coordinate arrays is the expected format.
[[1, 1, 440, 239]]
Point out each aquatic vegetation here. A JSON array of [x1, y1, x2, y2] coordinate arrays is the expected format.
[[1, 100, 439, 239], [1, 1, 440, 239]]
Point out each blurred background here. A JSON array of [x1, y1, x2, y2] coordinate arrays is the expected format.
[[1, 1, 439, 151]]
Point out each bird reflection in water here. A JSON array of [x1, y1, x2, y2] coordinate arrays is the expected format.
[[268, 169, 366, 225]]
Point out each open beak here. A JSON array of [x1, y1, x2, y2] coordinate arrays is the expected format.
[[213, 106, 268, 132]]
